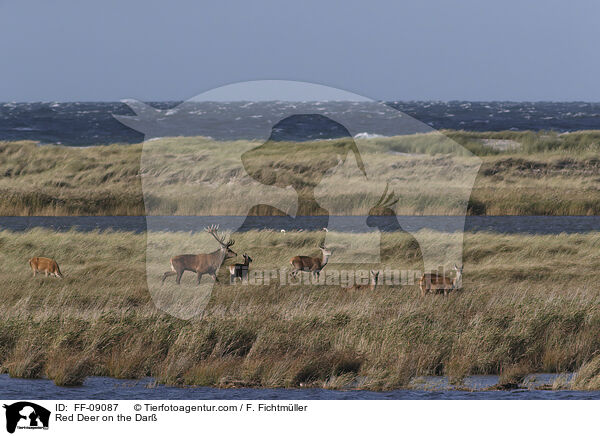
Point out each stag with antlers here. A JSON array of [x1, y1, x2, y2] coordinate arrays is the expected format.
[[161, 225, 237, 285]]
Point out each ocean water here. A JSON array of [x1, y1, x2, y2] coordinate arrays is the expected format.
[[2, 101, 600, 146]]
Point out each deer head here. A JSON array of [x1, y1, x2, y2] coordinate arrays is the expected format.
[[205, 225, 237, 259], [318, 243, 332, 258], [453, 264, 463, 288], [369, 183, 399, 216]]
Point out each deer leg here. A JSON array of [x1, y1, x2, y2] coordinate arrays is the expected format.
[[162, 271, 176, 283], [45, 271, 48, 277], [175, 270, 184, 285], [197, 272, 203, 285], [211, 273, 219, 282]]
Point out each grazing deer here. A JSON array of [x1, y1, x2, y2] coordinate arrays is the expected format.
[[348, 270, 380, 291], [29, 257, 63, 278], [161, 225, 237, 285], [419, 264, 463, 297], [229, 253, 253, 284], [290, 244, 332, 278]]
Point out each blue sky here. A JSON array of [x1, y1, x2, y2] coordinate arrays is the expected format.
[[1, 0, 598, 101]]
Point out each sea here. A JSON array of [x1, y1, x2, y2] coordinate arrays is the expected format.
[[1, 101, 600, 145]]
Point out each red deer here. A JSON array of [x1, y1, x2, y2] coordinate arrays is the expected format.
[[348, 270, 380, 291], [229, 253, 252, 284], [290, 244, 332, 278], [29, 257, 63, 278], [419, 264, 463, 297], [161, 225, 236, 285]]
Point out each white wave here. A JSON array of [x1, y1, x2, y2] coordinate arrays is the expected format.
[[353, 132, 385, 139]]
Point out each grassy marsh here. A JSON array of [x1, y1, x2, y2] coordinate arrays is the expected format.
[[1, 130, 600, 215], [1, 229, 600, 389]]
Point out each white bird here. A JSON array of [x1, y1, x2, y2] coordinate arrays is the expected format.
[[280, 229, 286, 233], [322, 227, 329, 232]]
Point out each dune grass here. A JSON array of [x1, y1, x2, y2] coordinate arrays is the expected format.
[[0, 141, 142, 215], [0, 228, 599, 389], [1, 131, 600, 215]]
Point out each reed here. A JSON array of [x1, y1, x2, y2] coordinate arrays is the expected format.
[[2, 132, 600, 215], [1, 229, 600, 389]]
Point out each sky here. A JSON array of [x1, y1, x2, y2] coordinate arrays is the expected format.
[[1, 0, 599, 102]]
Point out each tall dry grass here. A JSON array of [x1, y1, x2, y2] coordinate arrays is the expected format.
[[0, 229, 599, 389], [2, 132, 600, 215]]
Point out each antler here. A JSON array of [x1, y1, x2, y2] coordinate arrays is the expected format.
[[373, 183, 399, 209], [205, 225, 234, 247]]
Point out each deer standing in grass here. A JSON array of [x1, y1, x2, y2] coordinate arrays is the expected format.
[[29, 257, 63, 278], [229, 253, 253, 284], [290, 243, 332, 278], [419, 264, 463, 297], [348, 270, 380, 291], [161, 225, 237, 285]]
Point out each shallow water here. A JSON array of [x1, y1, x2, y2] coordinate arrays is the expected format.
[[0, 374, 598, 400], [1, 215, 600, 234]]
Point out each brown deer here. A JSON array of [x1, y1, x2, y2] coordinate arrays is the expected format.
[[161, 225, 237, 285], [229, 253, 252, 284], [290, 243, 332, 278], [419, 264, 463, 297], [348, 270, 380, 291], [29, 257, 63, 278]]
